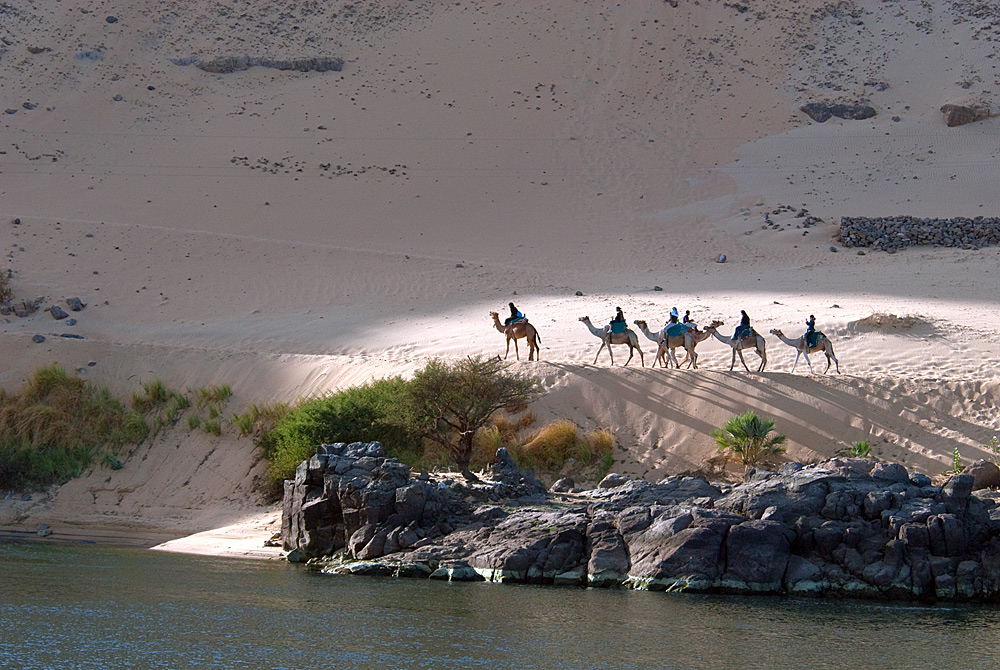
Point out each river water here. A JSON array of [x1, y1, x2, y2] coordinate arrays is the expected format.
[[1, 542, 997, 669]]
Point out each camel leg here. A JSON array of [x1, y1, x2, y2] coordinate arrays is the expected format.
[[504, 338, 512, 360], [729, 349, 737, 371], [513, 337, 520, 361], [667, 347, 680, 369], [792, 351, 800, 373], [757, 347, 767, 372], [638, 347, 644, 367], [623, 345, 634, 367], [802, 350, 813, 374], [594, 341, 608, 365], [736, 348, 751, 372]]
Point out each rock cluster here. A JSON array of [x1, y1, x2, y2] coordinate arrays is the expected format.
[[838, 216, 1000, 251], [171, 56, 344, 74], [282, 444, 1000, 602], [800, 102, 876, 123]]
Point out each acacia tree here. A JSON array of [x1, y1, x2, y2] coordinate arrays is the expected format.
[[403, 355, 540, 481], [711, 410, 786, 473]]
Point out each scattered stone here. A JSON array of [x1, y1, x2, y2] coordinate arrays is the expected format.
[[22, 101, 37, 110], [49, 305, 69, 320], [829, 246, 838, 252], [113, 94, 123, 101], [66, 297, 85, 311], [75, 50, 101, 61], [716, 254, 727, 263], [36, 523, 52, 537], [575, 290, 584, 296], [653, 286, 663, 292], [105, 15, 118, 23], [66, 318, 77, 326], [27, 46, 50, 55], [59, 333, 84, 339], [31, 334, 45, 343]]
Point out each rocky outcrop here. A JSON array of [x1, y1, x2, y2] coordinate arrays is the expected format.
[[838, 216, 1000, 252], [282, 446, 1000, 601], [171, 56, 344, 74]]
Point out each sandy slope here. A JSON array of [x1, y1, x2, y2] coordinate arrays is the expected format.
[[2, 1, 1000, 556]]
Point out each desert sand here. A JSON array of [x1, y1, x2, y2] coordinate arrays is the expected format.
[[2, 0, 1000, 559]]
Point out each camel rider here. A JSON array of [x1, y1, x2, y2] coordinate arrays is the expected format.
[[664, 307, 687, 337], [610, 306, 626, 333], [504, 302, 525, 326], [732, 309, 751, 342], [805, 314, 817, 347], [664, 307, 680, 330], [683, 310, 693, 325]]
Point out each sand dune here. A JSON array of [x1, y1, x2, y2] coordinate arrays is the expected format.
[[2, 1, 1000, 552]]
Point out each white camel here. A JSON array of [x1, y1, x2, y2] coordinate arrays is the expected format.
[[579, 316, 644, 367], [770, 328, 840, 374], [490, 312, 541, 361], [632, 319, 721, 369], [704, 323, 767, 372]]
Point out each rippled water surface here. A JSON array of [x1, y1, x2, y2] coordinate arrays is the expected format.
[[1, 542, 998, 669]]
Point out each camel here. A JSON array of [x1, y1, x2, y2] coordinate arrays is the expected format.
[[579, 316, 644, 367], [490, 312, 541, 361], [633, 319, 722, 369], [770, 328, 840, 374], [704, 323, 767, 372]]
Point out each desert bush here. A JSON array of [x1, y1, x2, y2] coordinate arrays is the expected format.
[[264, 376, 418, 484], [712, 410, 787, 472], [0, 364, 148, 489], [513, 420, 580, 470], [401, 356, 540, 480]]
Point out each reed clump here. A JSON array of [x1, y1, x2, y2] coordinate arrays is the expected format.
[[0, 364, 148, 489]]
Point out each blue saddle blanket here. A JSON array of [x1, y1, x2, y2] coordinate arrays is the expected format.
[[806, 330, 823, 348], [664, 323, 690, 338], [610, 321, 627, 334]]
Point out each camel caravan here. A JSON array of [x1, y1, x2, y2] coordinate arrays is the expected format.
[[490, 303, 841, 374]]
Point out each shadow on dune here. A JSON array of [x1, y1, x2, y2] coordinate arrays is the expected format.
[[534, 363, 996, 479]]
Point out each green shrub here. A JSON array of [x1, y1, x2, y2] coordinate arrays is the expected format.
[[846, 440, 871, 458], [265, 376, 418, 484], [712, 410, 787, 472], [0, 364, 148, 489], [202, 419, 222, 436]]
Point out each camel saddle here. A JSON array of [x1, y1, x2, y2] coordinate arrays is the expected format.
[[610, 321, 627, 334], [665, 323, 690, 338], [806, 330, 824, 348]]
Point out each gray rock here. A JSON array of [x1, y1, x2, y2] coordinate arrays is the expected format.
[[66, 297, 85, 311], [50, 305, 69, 320], [598, 473, 629, 489], [31, 334, 45, 343], [963, 460, 1000, 491]]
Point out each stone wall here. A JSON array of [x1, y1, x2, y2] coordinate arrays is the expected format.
[[838, 216, 1000, 251]]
